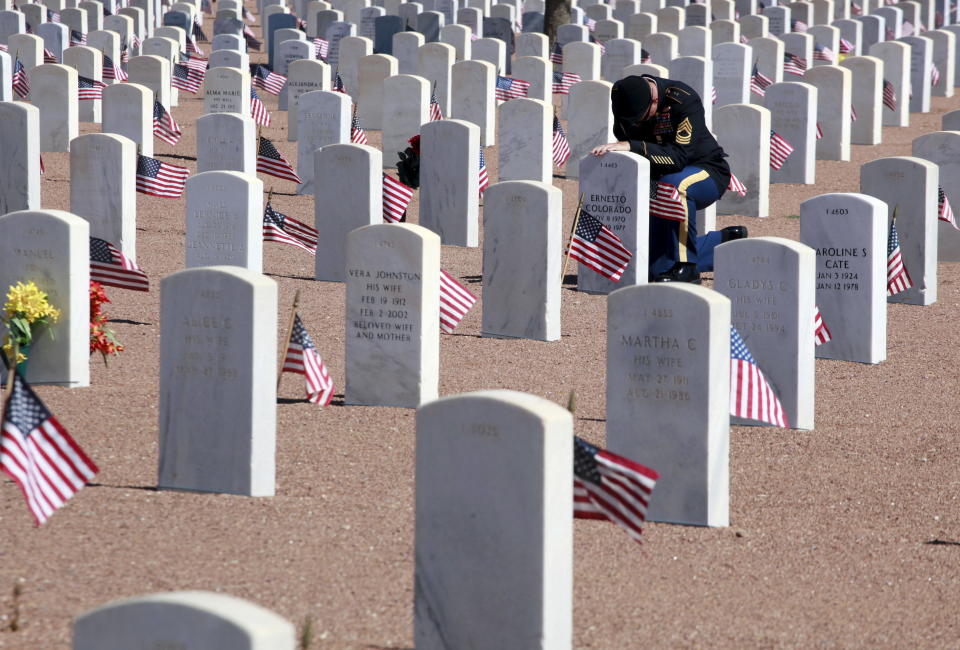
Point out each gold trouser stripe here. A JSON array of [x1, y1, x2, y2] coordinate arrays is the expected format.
[[674, 170, 710, 263]]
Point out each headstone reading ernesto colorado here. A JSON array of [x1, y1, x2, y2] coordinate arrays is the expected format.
[[73, 591, 296, 650], [0, 210, 90, 388], [415, 390, 572, 650], [800, 192, 887, 364], [577, 151, 650, 293], [158, 266, 277, 496], [606, 283, 730, 527], [344, 223, 440, 408]]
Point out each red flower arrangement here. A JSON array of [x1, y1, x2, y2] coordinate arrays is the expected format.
[[90, 281, 124, 364]]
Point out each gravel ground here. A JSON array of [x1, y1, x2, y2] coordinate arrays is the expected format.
[[1, 18, 960, 649]]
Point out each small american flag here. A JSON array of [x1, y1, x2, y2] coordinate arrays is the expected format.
[[552, 116, 571, 167], [791, 19, 808, 32], [850, 105, 858, 122], [552, 70, 580, 95], [815, 122, 823, 139], [478, 148, 489, 193], [333, 72, 346, 93], [179, 50, 208, 72], [887, 218, 913, 296], [641, 47, 651, 63], [838, 37, 854, 53], [43, 47, 58, 63], [851, 1, 863, 14], [582, 15, 596, 30], [350, 110, 368, 144], [77, 75, 106, 100], [47, 9, 60, 22], [650, 181, 687, 221], [939, 186, 958, 229], [429, 89, 443, 120], [192, 15, 208, 43], [40, 155, 45, 175], [882, 79, 897, 111], [70, 29, 86, 45], [783, 52, 807, 76], [813, 44, 835, 63], [750, 64, 773, 97], [573, 436, 658, 544], [251, 64, 285, 94], [243, 24, 262, 50], [439, 269, 477, 333], [931, 62, 941, 86], [567, 209, 632, 281], [12, 57, 29, 98], [383, 173, 414, 223], [135, 154, 189, 198], [711, 85, 717, 104], [769, 130, 794, 170], [814, 306, 831, 345], [282, 314, 335, 405], [152, 100, 182, 145], [256, 136, 303, 184], [313, 37, 329, 59], [263, 201, 318, 254], [1, 373, 98, 526], [250, 87, 271, 126], [550, 42, 563, 64], [901, 19, 915, 36], [728, 171, 747, 197], [102, 54, 128, 81], [242, 6, 255, 22], [730, 326, 788, 427], [495, 75, 530, 101], [90, 236, 149, 291], [171, 62, 203, 93]]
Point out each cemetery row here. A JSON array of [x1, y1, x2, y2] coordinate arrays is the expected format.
[[3, 0, 960, 646]]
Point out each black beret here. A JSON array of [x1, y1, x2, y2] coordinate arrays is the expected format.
[[611, 75, 652, 121]]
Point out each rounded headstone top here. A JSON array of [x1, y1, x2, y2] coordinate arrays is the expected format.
[[418, 389, 573, 426]]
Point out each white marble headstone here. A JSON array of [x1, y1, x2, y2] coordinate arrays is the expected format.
[[345, 223, 440, 408], [414, 390, 572, 650], [158, 266, 277, 495], [297, 89, 351, 195], [606, 283, 729, 526], [101, 82, 153, 157], [566, 80, 613, 179], [716, 103, 770, 217], [0, 102, 41, 214], [196, 112, 256, 175], [911, 131, 960, 261], [69, 133, 136, 258], [420, 119, 480, 246], [382, 73, 429, 168], [450, 58, 495, 145], [185, 170, 263, 271], [800, 192, 887, 364]]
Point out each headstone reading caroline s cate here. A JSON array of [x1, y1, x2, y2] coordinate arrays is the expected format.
[[606, 283, 729, 527], [414, 390, 572, 650], [0, 210, 89, 387], [714, 237, 816, 430], [800, 192, 887, 364], [158, 266, 277, 496], [345, 223, 440, 408], [185, 171, 263, 272], [577, 151, 650, 292], [482, 181, 562, 341], [73, 591, 296, 650]]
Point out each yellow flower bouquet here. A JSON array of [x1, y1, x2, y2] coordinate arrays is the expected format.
[[2, 281, 60, 365]]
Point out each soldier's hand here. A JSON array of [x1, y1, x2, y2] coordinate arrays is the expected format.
[[590, 141, 630, 156]]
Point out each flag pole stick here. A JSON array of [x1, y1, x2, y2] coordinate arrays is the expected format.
[[2, 341, 18, 410], [267, 186, 274, 206], [560, 193, 585, 284], [277, 288, 301, 391]]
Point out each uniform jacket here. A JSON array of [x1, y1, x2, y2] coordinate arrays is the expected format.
[[612, 75, 731, 194]]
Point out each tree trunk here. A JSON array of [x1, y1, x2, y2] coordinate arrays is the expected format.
[[544, 0, 571, 46]]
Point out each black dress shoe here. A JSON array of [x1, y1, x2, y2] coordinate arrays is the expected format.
[[652, 262, 701, 284], [721, 226, 748, 242]]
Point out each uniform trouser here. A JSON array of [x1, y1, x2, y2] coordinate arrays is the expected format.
[[649, 166, 724, 278]]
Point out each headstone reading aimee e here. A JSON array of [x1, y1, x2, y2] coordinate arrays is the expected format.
[[605, 283, 729, 527], [414, 390, 572, 650], [158, 266, 277, 496], [800, 192, 887, 365], [0, 210, 89, 388], [73, 591, 296, 650], [714, 237, 816, 430], [344, 223, 440, 408], [577, 151, 650, 293]]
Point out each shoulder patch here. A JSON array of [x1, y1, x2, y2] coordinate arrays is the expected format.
[[676, 117, 693, 145], [664, 86, 690, 103]]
